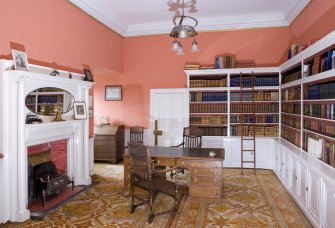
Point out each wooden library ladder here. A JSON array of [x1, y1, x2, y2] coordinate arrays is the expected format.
[[240, 72, 256, 175]]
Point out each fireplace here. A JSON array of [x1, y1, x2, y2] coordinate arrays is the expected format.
[[0, 60, 93, 223], [27, 140, 71, 205]]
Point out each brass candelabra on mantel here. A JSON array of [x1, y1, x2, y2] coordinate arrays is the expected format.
[[53, 102, 64, 122]]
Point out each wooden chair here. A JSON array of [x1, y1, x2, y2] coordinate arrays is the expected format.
[[130, 126, 144, 144], [174, 127, 202, 148], [128, 142, 178, 223], [171, 127, 202, 177]]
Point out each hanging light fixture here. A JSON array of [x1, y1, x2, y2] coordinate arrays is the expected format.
[[170, 0, 199, 54]]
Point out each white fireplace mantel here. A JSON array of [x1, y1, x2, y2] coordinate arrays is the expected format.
[[0, 60, 93, 223]]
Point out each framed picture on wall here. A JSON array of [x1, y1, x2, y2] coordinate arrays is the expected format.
[[74, 102, 87, 119], [12, 50, 29, 71], [83, 69, 94, 82], [105, 85, 122, 101]]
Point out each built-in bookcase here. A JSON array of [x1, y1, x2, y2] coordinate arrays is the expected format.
[[279, 30, 335, 168], [186, 70, 280, 137]]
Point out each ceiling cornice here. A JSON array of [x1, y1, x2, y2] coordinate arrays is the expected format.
[[284, 0, 310, 24], [126, 12, 288, 37], [69, 0, 311, 38], [69, 0, 127, 36]]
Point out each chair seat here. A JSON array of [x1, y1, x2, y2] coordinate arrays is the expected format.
[[134, 177, 176, 196]]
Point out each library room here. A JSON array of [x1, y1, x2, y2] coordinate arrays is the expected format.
[[1, 0, 335, 227]]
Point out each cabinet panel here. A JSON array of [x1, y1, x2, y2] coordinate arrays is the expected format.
[[322, 180, 335, 228], [307, 169, 320, 225], [297, 161, 308, 207], [290, 156, 298, 194], [281, 149, 290, 187]]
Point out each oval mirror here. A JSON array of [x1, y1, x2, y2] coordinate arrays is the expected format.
[[25, 87, 75, 116]]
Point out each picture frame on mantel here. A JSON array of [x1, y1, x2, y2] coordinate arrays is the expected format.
[[105, 85, 122, 101], [12, 49, 29, 71], [74, 102, 87, 119]]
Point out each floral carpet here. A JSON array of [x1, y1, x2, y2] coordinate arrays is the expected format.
[[3, 165, 312, 227]]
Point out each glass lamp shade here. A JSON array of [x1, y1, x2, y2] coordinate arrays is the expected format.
[[176, 43, 184, 55], [171, 40, 179, 51], [190, 39, 200, 52]]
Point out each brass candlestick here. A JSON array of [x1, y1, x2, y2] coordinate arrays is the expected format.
[[53, 102, 64, 122]]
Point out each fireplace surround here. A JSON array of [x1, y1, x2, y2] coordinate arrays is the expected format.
[[0, 60, 93, 223]]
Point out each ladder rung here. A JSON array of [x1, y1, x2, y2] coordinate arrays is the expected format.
[[242, 161, 255, 163], [242, 149, 255, 152], [242, 138, 255, 140]]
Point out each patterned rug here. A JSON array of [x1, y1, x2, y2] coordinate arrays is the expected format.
[[2, 165, 312, 227]]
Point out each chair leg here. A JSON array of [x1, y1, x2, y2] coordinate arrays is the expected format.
[[130, 185, 135, 213]]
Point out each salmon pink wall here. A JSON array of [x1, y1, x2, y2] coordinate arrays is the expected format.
[[94, 27, 290, 128], [0, 0, 123, 73], [290, 0, 335, 45]]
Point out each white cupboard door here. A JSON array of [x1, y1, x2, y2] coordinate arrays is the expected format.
[[306, 169, 320, 226], [150, 89, 188, 147], [322, 180, 335, 228], [297, 161, 308, 207], [290, 156, 298, 194], [281, 149, 290, 187], [274, 143, 281, 178]]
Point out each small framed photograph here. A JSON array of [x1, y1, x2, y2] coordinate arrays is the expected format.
[[100, 116, 110, 125], [89, 110, 93, 118], [83, 69, 94, 82], [105, 85, 122, 101], [74, 102, 87, 119], [12, 50, 29, 71]]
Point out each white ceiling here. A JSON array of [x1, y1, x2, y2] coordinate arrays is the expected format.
[[69, 0, 310, 37]]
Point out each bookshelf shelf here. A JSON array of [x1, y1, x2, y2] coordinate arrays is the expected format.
[[281, 123, 301, 131], [230, 112, 279, 115], [303, 129, 335, 142], [304, 115, 335, 122], [189, 101, 228, 104], [281, 112, 301, 117], [190, 112, 227, 115], [304, 99, 335, 102]]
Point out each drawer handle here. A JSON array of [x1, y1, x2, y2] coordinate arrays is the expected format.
[[306, 187, 308, 191]]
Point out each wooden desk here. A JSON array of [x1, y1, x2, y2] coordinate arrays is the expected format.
[[124, 146, 224, 203]]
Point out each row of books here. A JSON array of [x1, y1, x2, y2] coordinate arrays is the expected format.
[[282, 115, 301, 129], [189, 115, 227, 125], [281, 87, 301, 101], [230, 103, 279, 113], [230, 125, 278, 137], [230, 91, 279, 101], [230, 115, 279, 123], [190, 78, 227, 88], [305, 82, 335, 100], [190, 104, 227, 113], [288, 44, 307, 59], [304, 103, 335, 120], [282, 103, 301, 115], [190, 92, 227, 102], [215, 55, 236, 69], [305, 49, 335, 76], [185, 62, 200, 70], [281, 125, 301, 147], [304, 119, 335, 138], [282, 70, 301, 84], [197, 127, 227, 136], [302, 132, 335, 166], [230, 76, 279, 87]]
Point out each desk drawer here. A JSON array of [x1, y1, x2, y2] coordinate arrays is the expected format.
[[95, 145, 116, 152], [154, 158, 176, 166], [190, 175, 221, 186], [190, 168, 222, 176], [177, 159, 222, 169], [189, 185, 221, 198]]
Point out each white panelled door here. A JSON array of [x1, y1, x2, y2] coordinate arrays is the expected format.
[[150, 89, 189, 147]]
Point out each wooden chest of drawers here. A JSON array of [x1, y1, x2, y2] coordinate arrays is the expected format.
[[183, 159, 223, 203], [94, 125, 124, 163]]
